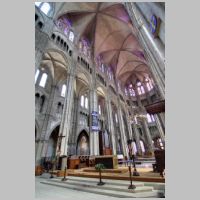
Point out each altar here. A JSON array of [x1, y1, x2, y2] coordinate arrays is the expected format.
[[95, 155, 118, 169]]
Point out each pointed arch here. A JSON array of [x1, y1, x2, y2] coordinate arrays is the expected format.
[[76, 130, 89, 155]]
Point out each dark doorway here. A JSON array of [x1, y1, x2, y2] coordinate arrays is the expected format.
[[99, 131, 104, 155]]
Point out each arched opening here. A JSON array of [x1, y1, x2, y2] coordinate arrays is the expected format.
[[35, 14, 38, 21], [39, 73, 48, 88], [45, 126, 60, 160], [56, 35, 60, 43], [35, 2, 52, 16], [69, 50, 72, 56], [61, 84, 66, 97], [51, 33, 56, 40], [35, 69, 40, 83], [99, 129, 111, 155], [56, 102, 63, 116], [76, 130, 89, 155], [69, 31, 74, 42], [37, 21, 43, 29]]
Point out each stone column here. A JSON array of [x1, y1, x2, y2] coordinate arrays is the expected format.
[[35, 84, 57, 165], [72, 96, 81, 155], [117, 105, 128, 157], [131, 86, 144, 156], [58, 71, 76, 169], [89, 88, 99, 156], [105, 97, 117, 155], [35, 139, 48, 166], [67, 95, 78, 155], [140, 116, 154, 156], [134, 85, 153, 156], [132, 122, 143, 156], [154, 114, 165, 144], [127, 116, 133, 141], [35, 49, 43, 71], [158, 112, 165, 130], [127, 91, 143, 156], [124, 107, 133, 140]]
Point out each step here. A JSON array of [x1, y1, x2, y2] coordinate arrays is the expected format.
[[53, 176, 145, 187], [39, 175, 164, 189], [39, 175, 164, 190], [144, 182, 165, 190], [40, 180, 159, 198], [48, 179, 153, 193]]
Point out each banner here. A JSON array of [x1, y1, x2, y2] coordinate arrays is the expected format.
[[91, 111, 99, 131]]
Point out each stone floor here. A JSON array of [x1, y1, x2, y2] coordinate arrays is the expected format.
[[35, 177, 125, 200]]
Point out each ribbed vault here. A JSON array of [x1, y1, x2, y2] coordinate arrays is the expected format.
[[57, 2, 151, 86]]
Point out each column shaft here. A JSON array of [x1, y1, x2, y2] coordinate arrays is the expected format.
[[141, 118, 154, 156], [89, 89, 99, 155], [117, 106, 128, 157], [154, 114, 165, 144], [106, 97, 117, 155], [132, 123, 143, 156], [59, 73, 75, 159]]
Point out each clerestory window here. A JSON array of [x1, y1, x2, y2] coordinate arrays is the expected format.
[[39, 73, 48, 88], [35, 2, 52, 16]]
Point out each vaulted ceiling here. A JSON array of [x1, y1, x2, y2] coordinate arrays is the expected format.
[[57, 2, 151, 86]]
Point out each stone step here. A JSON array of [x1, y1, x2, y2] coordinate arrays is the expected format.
[[49, 179, 153, 194], [52, 176, 145, 187], [144, 182, 165, 190], [39, 174, 165, 190], [40, 176, 160, 198], [40, 180, 159, 198]]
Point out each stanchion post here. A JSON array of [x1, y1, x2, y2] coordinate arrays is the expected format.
[[50, 160, 54, 179], [132, 154, 140, 176], [61, 166, 67, 181], [128, 162, 136, 189]]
